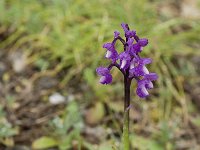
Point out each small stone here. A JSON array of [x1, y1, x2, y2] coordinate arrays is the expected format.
[[49, 93, 65, 105], [9, 51, 27, 73]]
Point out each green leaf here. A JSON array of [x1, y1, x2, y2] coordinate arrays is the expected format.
[[32, 136, 58, 149], [98, 144, 113, 150], [130, 135, 162, 150], [83, 68, 95, 87]]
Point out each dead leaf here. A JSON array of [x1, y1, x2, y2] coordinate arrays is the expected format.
[[85, 102, 105, 125]]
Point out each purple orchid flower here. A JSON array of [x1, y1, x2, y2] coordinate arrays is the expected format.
[[129, 58, 152, 77], [103, 43, 118, 63], [121, 23, 136, 39], [96, 23, 158, 150], [96, 23, 158, 98], [138, 38, 148, 47], [136, 73, 158, 98], [119, 52, 131, 70], [96, 67, 112, 84]]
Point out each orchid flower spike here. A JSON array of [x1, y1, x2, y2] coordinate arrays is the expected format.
[[96, 23, 158, 98]]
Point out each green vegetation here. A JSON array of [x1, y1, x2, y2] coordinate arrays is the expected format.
[[0, 0, 200, 149]]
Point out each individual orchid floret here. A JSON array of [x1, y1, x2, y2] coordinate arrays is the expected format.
[[96, 67, 112, 84], [129, 65, 148, 77], [136, 80, 149, 98], [119, 52, 131, 70], [103, 43, 118, 63], [129, 58, 152, 77], [129, 39, 148, 55], [121, 23, 136, 38], [99, 74, 112, 84], [138, 38, 148, 47], [136, 73, 158, 98]]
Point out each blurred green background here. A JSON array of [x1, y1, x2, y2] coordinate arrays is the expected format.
[[0, 0, 200, 149]]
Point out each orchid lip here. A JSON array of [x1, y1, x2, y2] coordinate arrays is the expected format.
[[147, 81, 153, 89], [130, 62, 135, 69], [120, 59, 127, 69], [100, 76, 106, 83], [141, 85, 149, 96], [106, 51, 112, 58], [143, 66, 149, 74]]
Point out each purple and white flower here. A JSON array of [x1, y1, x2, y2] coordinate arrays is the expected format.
[[103, 43, 118, 63], [136, 73, 158, 98], [96, 67, 112, 84], [129, 58, 152, 77], [96, 23, 158, 98], [119, 52, 131, 70]]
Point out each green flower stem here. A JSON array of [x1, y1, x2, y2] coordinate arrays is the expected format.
[[122, 76, 131, 150]]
